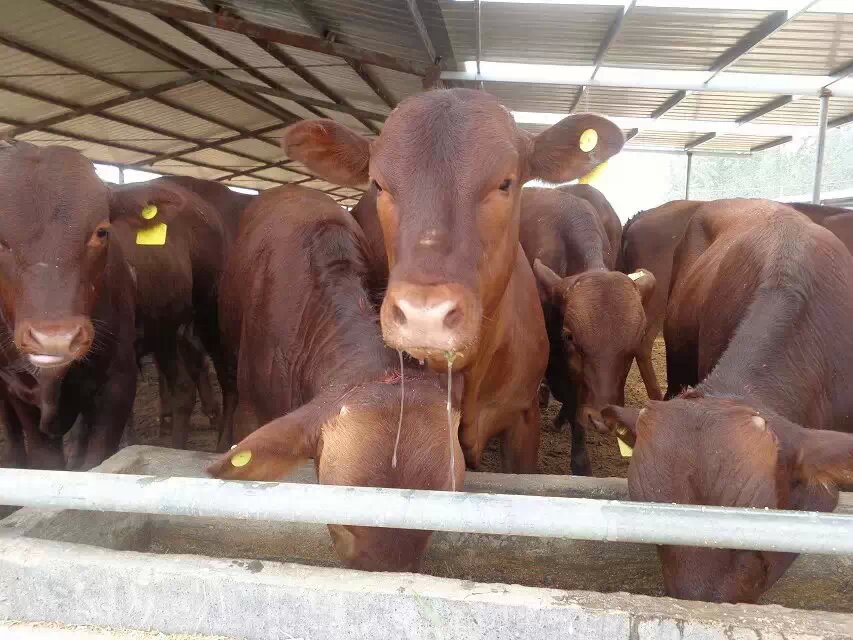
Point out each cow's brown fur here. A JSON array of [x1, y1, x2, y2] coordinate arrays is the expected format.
[[281, 89, 623, 472], [605, 199, 853, 604], [208, 185, 463, 571], [520, 186, 654, 475], [110, 177, 240, 448], [0, 143, 136, 469]]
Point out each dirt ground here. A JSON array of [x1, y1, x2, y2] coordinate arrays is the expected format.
[[127, 339, 668, 480]]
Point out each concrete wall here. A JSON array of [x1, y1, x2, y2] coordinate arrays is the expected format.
[[0, 446, 850, 640]]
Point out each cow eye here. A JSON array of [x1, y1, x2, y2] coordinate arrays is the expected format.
[[499, 178, 512, 192], [96, 227, 109, 239]]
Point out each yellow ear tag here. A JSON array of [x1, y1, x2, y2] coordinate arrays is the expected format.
[[617, 437, 633, 458], [135, 223, 168, 246], [579, 160, 608, 185], [579, 128, 598, 153], [140, 204, 158, 220], [231, 450, 252, 467]]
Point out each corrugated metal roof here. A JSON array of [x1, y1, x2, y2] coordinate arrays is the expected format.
[[604, 7, 775, 71], [2, 0, 853, 195], [732, 11, 853, 75]]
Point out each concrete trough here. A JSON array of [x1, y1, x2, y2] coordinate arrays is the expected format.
[[0, 445, 850, 639]]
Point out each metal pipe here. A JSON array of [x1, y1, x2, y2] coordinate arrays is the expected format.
[[117, 167, 124, 185], [0, 470, 851, 556], [685, 151, 693, 199], [813, 91, 831, 204]]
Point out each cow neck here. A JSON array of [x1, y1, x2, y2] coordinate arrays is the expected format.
[[299, 272, 396, 398], [699, 271, 853, 429]]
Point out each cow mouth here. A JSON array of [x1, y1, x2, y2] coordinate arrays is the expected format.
[[28, 354, 72, 369]]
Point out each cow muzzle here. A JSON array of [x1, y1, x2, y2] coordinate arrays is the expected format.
[[381, 282, 480, 361], [16, 317, 95, 368]]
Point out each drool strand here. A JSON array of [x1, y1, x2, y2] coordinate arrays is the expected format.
[[446, 351, 457, 491], [392, 349, 405, 468]]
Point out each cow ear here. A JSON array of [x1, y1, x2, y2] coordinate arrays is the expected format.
[[601, 405, 640, 447], [628, 268, 656, 308], [527, 114, 623, 184], [109, 183, 185, 227], [206, 402, 323, 481], [533, 259, 563, 302], [792, 428, 853, 488], [281, 119, 370, 188]]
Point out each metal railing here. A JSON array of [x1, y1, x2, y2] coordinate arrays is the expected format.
[[0, 469, 851, 556]]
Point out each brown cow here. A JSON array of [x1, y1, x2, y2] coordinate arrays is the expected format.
[[604, 199, 853, 604], [110, 177, 238, 448], [0, 143, 136, 469], [619, 199, 853, 400], [280, 89, 623, 472], [208, 185, 463, 571], [520, 186, 654, 475]]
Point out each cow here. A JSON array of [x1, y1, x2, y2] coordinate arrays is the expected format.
[[280, 89, 623, 472], [603, 199, 853, 604], [110, 176, 240, 448], [618, 199, 853, 400], [0, 143, 136, 469], [520, 186, 655, 475], [208, 185, 463, 572]]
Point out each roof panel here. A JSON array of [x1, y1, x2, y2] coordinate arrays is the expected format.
[[605, 7, 776, 70], [15, 129, 152, 165], [104, 97, 236, 141], [440, 2, 618, 66], [697, 134, 777, 152], [52, 115, 192, 155], [732, 11, 853, 75], [3, 0, 185, 88], [0, 88, 67, 123], [661, 92, 776, 122], [752, 95, 853, 125], [157, 83, 280, 131]]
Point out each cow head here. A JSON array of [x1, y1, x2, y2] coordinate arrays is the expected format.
[[0, 144, 112, 370], [282, 89, 623, 369], [207, 374, 464, 572], [535, 262, 655, 430], [602, 396, 853, 604]]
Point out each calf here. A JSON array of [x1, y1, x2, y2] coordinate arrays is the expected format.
[[520, 187, 654, 475], [208, 186, 462, 571], [281, 89, 623, 471], [0, 143, 136, 469], [110, 177, 239, 448], [604, 199, 853, 604]]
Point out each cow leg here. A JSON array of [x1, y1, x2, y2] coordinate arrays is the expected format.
[[63, 416, 89, 471], [568, 417, 592, 476], [0, 396, 27, 468], [16, 401, 64, 470], [193, 304, 238, 452], [178, 327, 219, 429], [500, 404, 540, 474], [636, 341, 663, 401], [157, 370, 172, 433], [80, 360, 137, 470], [153, 333, 195, 450]]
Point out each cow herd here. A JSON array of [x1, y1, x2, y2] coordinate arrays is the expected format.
[[0, 88, 852, 605]]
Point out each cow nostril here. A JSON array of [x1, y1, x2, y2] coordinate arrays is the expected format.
[[443, 305, 463, 330], [391, 303, 407, 326]]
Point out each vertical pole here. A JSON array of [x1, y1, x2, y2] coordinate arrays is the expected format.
[[812, 90, 830, 204], [117, 166, 125, 185], [475, 0, 483, 90], [685, 151, 693, 200]]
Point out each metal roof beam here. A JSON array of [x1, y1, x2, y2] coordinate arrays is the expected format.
[[651, 90, 688, 118], [211, 77, 388, 122], [0, 75, 201, 138], [751, 136, 793, 152], [201, 1, 383, 134], [591, 0, 636, 80], [737, 95, 794, 124], [404, 0, 445, 90], [705, 2, 819, 82], [0, 116, 297, 184], [94, 0, 430, 77], [53, 0, 305, 127], [568, 86, 587, 113], [475, 0, 483, 77], [0, 33, 281, 157], [685, 132, 716, 150]]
